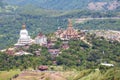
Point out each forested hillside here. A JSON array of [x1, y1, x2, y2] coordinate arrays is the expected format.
[[0, 0, 120, 49], [4, 0, 120, 10], [0, 1, 120, 80], [1, 35, 120, 70], [0, 8, 120, 49], [0, 1, 4, 7]]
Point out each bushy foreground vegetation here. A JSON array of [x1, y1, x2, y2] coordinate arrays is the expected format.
[[73, 68, 120, 80]]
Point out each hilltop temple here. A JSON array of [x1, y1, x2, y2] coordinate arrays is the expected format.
[[15, 24, 33, 46], [55, 19, 80, 40]]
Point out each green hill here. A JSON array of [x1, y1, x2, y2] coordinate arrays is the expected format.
[[0, 0, 119, 49], [3, 0, 120, 10], [0, 8, 120, 49]]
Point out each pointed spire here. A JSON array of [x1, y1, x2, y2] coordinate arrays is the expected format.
[[68, 19, 72, 27], [22, 24, 26, 29]]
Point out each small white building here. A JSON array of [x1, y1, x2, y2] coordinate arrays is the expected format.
[[15, 50, 33, 56], [101, 63, 114, 67], [35, 33, 47, 46]]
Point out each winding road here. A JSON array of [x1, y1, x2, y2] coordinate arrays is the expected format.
[[74, 17, 120, 23]]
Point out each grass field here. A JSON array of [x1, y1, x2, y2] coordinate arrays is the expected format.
[[0, 70, 20, 80], [11, 69, 99, 80], [0, 68, 120, 80]]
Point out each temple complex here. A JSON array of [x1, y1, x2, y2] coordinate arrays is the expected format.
[[55, 19, 80, 40], [15, 24, 33, 46]]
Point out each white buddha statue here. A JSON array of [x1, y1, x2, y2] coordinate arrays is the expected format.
[[15, 24, 32, 46]]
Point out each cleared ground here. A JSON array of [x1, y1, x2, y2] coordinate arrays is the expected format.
[[0, 70, 20, 80]]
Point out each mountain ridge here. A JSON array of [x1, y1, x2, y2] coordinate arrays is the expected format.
[[3, 0, 120, 11]]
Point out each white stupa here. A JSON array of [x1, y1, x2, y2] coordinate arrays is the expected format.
[[15, 24, 32, 46]]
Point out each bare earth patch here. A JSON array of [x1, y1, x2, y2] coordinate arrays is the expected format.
[[12, 71, 70, 80]]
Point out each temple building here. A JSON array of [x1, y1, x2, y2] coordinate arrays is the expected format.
[[15, 24, 33, 46], [55, 19, 80, 40], [35, 33, 47, 46]]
